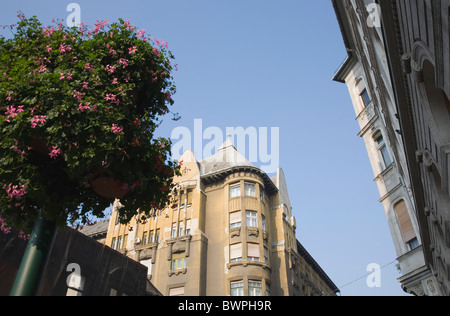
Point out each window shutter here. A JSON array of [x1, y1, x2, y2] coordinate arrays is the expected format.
[[395, 200, 416, 242], [230, 212, 241, 225], [230, 243, 242, 260], [169, 287, 185, 296], [247, 243, 260, 258]]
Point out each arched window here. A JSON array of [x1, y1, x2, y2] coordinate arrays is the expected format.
[[394, 200, 419, 251]]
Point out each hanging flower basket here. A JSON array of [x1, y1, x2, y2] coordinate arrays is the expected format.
[[0, 14, 181, 232]]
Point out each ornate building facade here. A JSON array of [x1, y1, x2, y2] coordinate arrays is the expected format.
[[332, 0, 449, 295], [104, 140, 338, 296]]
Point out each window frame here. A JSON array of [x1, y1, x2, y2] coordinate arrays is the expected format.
[[246, 210, 258, 228], [244, 182, 256, 197], [374, 132, 393, 170], [229, 183, 241, 199], [248, 280, 262, 296], [360, 88, 372, 107], [231, 281, 244, 297]]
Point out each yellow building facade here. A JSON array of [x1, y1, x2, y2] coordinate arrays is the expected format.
[[105, 141, 338, 296]]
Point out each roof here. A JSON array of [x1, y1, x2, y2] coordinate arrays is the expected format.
[[199, 139, 254, 176], [198, 139, 279, 194], [78, 219, 110, 237]]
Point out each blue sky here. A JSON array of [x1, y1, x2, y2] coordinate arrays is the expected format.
[[0, 0, 409, 296]]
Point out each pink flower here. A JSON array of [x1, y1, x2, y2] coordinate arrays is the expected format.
[[13, 145, 26, 156], [42, 26, 55, 37], [31, 115, 47, 128], [152, 47, 160, 56], [82, 82, 89, 89], [105, 93, 119, 105], [85, 63, 94, 71], [118, 58, 129, 68], [72, 90, 84, 101], [60, 43, 72, 53], [60, 72, 65, 80], [49, 146, 62, 159], [78, 102, 91, 112], [46, 45, 52, 53], [112, 78, 118, 84], [5, 183, 28, 200], [6, 93, 11, 101], [136, 29, 146, 39], [111, 124, 123, 135], [66, 73, 73, 80], [5, 105, 24, 122], [128, 46, 138, 54], [123, 20, 135, 31], [106, 65, 116, 73], [1, 215, 12, 235], [39, 65, 47, 73]]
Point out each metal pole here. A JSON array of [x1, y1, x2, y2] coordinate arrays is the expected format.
[[10, 211, 57, 296]]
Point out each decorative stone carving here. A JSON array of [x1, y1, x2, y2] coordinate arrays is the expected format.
[[247, 227, 259, 238]]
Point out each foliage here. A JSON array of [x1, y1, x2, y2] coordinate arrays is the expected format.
[[0, 14, 181, 232]]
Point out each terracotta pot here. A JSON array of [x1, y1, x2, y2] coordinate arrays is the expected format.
[[90, 170, 127, 199]]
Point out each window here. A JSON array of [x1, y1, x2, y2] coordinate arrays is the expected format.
[[111, 237, 117, 250], [266, 283, 271, 297], [375, 133, 392, 169], [261, 215, 266, 232], [230, 243, 242, 262], [172, 257, 186, 271], [155, 229, 160, 243], [231, 281, 244, 296], [245, 182, 256, 197], [264, 247, 269, 265], [149, 230, 154, 243], [179, 221, 185, 237], [246, 211, 258, 228], [122, 235, 128, 249], [117, 236, 122, 249], [230, 211, 242, 229], [248, 281, 262, 296], [169, 287, 185, 296], [407, 237, 420, 251], [230, 183, 241, 198], [260, 185, 264, 201], [247, 243, 260, 262], [186, 220, 191, 236], [394, 200, 417, 249], [360, 89, 371, 107], [171, 223, 177, 238], [187, 189, 193, 206], [142, 232, 148, 245], [180, 190, 186, 207]]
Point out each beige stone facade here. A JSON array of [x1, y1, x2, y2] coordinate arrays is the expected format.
[[105, 141, 338, 296]]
